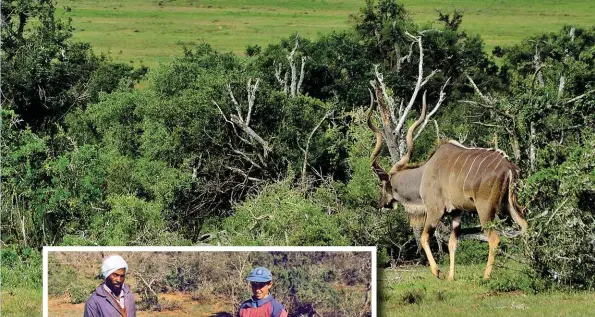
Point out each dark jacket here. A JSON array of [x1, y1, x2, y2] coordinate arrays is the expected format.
[[238, 295, 288, 317], [84, 283, 136, 317]]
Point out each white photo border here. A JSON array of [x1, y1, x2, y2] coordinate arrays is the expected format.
[[43, 245, 377, 316]]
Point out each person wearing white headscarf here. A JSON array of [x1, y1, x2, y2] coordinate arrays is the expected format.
[[84, 255, 136, 317], [101, 255, 128, 280]]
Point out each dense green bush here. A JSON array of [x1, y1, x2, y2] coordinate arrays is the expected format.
[[216, 176, 350, 246], [68, 281, 97, 304], [483, 266, 548, 294], [523, 131, 595, 289], [0, 246, 42, 289]]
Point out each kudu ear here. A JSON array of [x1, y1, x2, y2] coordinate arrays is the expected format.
[[372, 161, 389, 182]]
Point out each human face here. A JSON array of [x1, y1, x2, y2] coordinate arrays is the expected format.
[[250, 281, 272, 300], [105, 268, 126, 295]]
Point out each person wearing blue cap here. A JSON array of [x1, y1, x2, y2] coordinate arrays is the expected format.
[[238, 267, 288, 317]]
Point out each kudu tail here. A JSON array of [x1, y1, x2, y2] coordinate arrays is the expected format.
[[507, 170, 528, 233]]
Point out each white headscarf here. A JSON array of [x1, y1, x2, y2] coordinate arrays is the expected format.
[[101, 255, 128, 280]]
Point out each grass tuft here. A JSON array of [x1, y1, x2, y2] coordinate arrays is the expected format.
[[401, 288, 425, 304]]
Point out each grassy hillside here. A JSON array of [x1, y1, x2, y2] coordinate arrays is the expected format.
[[55, 0, 595, 67]]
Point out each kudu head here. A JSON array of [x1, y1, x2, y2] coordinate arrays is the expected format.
[[367, 91, 427, 209]]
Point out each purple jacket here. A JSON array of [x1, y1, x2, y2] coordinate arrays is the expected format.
[[84, 283, 136, 317]]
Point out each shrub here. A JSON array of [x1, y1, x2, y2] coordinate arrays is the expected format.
[[159, 298, 182, 311], [439, 240, 487, 266], [523, 131, 595, 289], [1, 246, 42, 290], [219, 177, 350, 246], [190, 283, 216, 302], [483, 268, 548, 294], [68, 282, 96, 304]]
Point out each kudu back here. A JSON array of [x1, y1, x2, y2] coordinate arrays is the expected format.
[[368, 96, 528, 280]]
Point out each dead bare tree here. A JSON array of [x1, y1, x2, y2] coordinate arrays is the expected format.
[[370, 31, 449, 164], [213, 78, 273, 186], [275, 35, 307, 97]]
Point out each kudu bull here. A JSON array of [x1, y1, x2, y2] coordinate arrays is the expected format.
[[368, 94, 528, 280]]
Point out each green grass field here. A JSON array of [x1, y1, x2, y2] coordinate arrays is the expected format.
[[1, 288, 42, 317], [55, 0, 595, 67], [380, 265, 595, 317]]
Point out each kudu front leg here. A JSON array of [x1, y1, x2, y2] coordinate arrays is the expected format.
[[421, 211, 444, 279], [420, 226, 440, 278], [448, 212, 462, 281]]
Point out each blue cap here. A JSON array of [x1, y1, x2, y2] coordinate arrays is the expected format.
[[247, 267, 272, 282]]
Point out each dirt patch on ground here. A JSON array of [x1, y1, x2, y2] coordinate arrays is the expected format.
[[48, 294, 85, 317]]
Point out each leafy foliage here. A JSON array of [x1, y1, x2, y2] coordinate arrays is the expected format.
[[523, 131, 595, 289], [216, 176, 350, 246]]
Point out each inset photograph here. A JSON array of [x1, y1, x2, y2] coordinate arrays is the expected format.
[[44, 247, 375, 317]]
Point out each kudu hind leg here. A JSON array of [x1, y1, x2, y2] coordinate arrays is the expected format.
[[421, 210, 444, 278], [448, 212, 462, 281]]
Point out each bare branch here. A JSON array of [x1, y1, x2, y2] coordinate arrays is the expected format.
[[466, 74, 494, 105], [232, 149, 263, 170], [134, 272, 159, 298], [274, 61, 288, 95], [397, 41, 415, 71], [214, 100, 251, 145], [245, 78, 260, 126], [472, 121, 503, 129], [225, 166, 263, 182], [230, 115, 273, 156], [297, 56, 306, 95], [288, 36, 299, 97], [373, 65, 399, 126], [414, 77, 450, 141], [564, 89, 595, 104], [213, 100, 232, 125], [226, 83, 242, 119], [558, 75, 566, 99], [533, 44, 545, 88], [420, 69, 439, 87], [395, 32, 437, 139], [301, 109, 334, 185], [370, 78, 401, 161]]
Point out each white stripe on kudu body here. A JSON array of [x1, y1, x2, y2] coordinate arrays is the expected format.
[[455, 151, 474, 195], [462, 150, 489, 196], [485, 150, 503, 171], [448, 151, 467, 204], [472, 151, 494, 184]]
